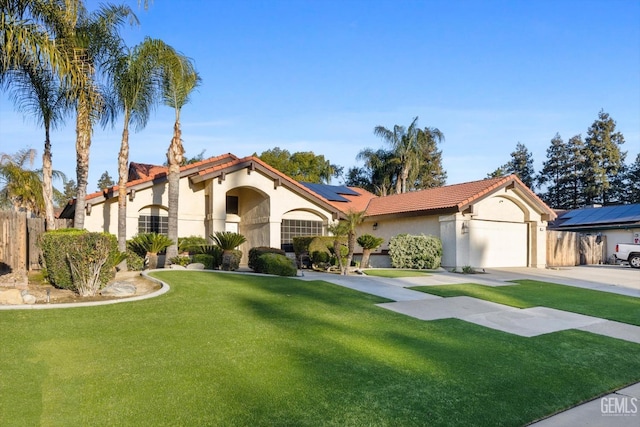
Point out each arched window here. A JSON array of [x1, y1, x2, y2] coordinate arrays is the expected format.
[[138, 205, 169, 235]]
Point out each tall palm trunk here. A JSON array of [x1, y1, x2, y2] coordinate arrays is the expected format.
[[165, 117, 183, 265], [42, 131, 56, 230], [73, 92, 91, 230], [117, 110, 131, 268]]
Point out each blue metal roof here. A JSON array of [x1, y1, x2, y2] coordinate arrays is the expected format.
[[557, 204, 640, 227], [300, 182, 359, 202]]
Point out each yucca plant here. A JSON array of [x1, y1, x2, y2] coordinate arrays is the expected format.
[[211, 231, 247, 271], [127, 233, 174, 269]]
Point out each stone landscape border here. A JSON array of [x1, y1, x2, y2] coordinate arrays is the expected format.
[[0, 271, 170, 310]]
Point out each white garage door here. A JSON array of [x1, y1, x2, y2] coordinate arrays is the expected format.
[[469, 220, 528, 268]]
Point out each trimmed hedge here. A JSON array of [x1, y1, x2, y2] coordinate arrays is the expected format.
[[178, 236, 207, 253], [254, 253, 297, 276], [388, 234, 442, 269], [192, 254, 215, 270], [249, 247, 286, 272], [40, 228, 87, 289]]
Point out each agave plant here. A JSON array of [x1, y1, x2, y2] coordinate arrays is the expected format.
[[211, 231, 246, 271]]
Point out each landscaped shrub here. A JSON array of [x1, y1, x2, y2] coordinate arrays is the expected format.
[[388, 234, 442, 269], [249, 247, 286, 272], [224, 249, 242, 271], [192, 254, 215, 270], [170, 256, 191, 267], [254, 253, 297, 276], [126, 249, 145, 271], [293, 236, 346, 267], [311, 250, 330, 265], [66, 233, 119, 296], [357, 234, 385, 268], [191, 245, 223, 269], [178, 236, 207, 253], [127, 233, 174, 269], [40, 230, 119, 295], [40, 228, 88, 289], [211, 231, 247, 271]]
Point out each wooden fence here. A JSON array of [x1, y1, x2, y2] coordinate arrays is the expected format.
[[0, 211, 70, 273], [546, 230, 607, 267]]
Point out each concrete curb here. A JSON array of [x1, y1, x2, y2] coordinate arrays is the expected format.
[[0, 270, 170, 310]]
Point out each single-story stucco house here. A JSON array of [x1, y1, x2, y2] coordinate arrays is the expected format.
[[60, 152, 556, 269]]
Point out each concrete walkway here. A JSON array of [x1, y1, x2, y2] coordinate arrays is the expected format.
[[296, 267, 640, 426]]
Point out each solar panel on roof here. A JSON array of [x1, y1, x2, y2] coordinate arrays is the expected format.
[[559, 204, 640, 226], [300, 182, 354, 202]]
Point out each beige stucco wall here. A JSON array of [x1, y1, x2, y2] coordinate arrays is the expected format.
[[82, 167, 336, 266], [359, 188, 549, 269]]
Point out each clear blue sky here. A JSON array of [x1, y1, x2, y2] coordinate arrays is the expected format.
[[1, 0, 638, 192]]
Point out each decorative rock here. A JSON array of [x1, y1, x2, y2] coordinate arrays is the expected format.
[[0, 289, 24, 305], [21, 292, 37, 304], [186, 263, 205, 270], [100, 282, 137, 297], [170, 264, 187, 270]]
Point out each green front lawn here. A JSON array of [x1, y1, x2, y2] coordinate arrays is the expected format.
[[363, 268, 433, 278], [1, 272, 639, 426], [412, 279, 640, 326]]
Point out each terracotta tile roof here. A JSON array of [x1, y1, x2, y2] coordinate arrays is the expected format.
[[325, 187, 378, 214], [365, 174, 554, 218], [86, 153, 238, 201]]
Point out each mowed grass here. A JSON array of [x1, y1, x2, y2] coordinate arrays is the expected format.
[[363, 269, 433, 278], [1, 272, 639, 426], [412, 279, 640, 326]]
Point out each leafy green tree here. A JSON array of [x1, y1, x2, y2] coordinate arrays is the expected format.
[[258, 147, 340, 183], [581, 110, 626, 205], [97, 170, 114, 190], [411, 127, 447, 189], [160, 43, 201, 264], [487, 143, 535, 188]]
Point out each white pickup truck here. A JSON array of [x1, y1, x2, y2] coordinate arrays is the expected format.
[[614, 243, 640, 268]]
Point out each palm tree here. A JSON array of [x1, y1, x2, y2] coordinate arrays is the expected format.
[[0, 149, 44, 215], [327, 221, 348, 274], [374, 117, 444, 194], [0, 0, 77, 82], [343, 210, 366, 275], [356, 147, 399, 196], [66, 3, 137, 230], [104, 37, 164, 262], [159, 46, 201, 264], [2, 63, 69, 229]]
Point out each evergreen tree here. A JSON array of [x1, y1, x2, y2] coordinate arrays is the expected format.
[[490, 143, 535, 187], [581, 110, 626, 205], [566, 135, 586, 209], [622, 153, 640, 204], [538, 134, 571, 208], [411, 127, 447, 189], [97, 171, 114, 190]]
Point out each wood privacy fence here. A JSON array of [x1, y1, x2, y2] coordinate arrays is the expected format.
[[546, 230, 607, 267], [0, 211, 71, 273]]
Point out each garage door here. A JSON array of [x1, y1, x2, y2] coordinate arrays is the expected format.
[[469, 220, 528, 268]]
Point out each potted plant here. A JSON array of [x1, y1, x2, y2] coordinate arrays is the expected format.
[[211, 231, 247, 271]]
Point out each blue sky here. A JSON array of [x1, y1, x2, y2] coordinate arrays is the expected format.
[[1, 0, 638, 192]]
